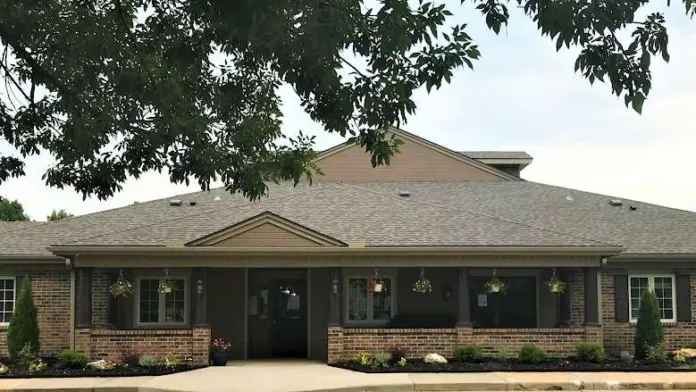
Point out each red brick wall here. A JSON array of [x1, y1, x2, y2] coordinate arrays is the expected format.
[[327, 325, 602, 362], [471, 326, 602, 357], [0, 268, 71, 356], [79, 327, 210, 365], [602, 271, 696, 354]]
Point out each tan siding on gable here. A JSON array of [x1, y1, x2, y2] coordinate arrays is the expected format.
[[315, 140, 502, 181], [212, 222, 324, 247]]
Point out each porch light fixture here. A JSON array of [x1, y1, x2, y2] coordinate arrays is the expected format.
[[332, 278, 339, 294], [196, 278, 204, 295]]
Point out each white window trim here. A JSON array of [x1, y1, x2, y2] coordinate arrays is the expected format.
[[343, 275, 397, 326], [135, 276, 189, 327], [628, 274, 676, 323], [0, 276, 16, 327]]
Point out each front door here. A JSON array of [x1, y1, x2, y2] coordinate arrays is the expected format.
[[271, 278, 308, 358]]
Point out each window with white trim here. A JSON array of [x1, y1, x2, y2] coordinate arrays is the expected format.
[[344, 276, 395, 324], [0, 277, 15, 324], [629, 275, 676, 322], [136, 277, 187, 326]]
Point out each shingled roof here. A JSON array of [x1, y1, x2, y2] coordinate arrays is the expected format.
[[2, 180, 695, 258]]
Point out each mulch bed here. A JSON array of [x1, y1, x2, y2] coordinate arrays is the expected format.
[[332, 358, 696, 373], [0, 358, 203, 378]]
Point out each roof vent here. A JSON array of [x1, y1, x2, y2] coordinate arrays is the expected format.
[[189, 201, 197, 206], [398, 190, 410, 197], [629, 205, 637, 211], [169, 199, 182, 206], [609, 199, 623, 207]]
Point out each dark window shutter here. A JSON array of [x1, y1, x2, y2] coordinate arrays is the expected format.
[[676, 274, 692, 322], [614, 274, 629, 322], [107, 271, 118, 327]]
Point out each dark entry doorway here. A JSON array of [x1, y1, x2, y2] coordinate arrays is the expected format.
[[248, 269, 308, 359], [271, 278, 308, 357]]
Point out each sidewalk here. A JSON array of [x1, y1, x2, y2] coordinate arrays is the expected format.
[[2, 361, 696, 392]]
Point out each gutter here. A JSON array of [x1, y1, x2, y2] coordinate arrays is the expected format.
[[47, 245, 625, 257], [0, 254, 65, 264], [609, 253, 696, 262]]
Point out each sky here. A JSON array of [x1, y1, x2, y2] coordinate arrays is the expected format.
[[1, 3, 695, 220]]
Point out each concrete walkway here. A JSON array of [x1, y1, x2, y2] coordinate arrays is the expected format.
[[2, 361, 696, 392]]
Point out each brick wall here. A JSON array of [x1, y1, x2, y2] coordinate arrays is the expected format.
[[0, 269, 71, 356], [602, 271, 696, 354], [78, 328, 210, 365], [92, 270, 110, 328], [569, 270, 585, 326], [471, 326, 602, 357], [327, 325, 602, 362], [335, 328, 457, 361]]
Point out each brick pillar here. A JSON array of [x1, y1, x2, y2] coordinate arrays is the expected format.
[[192, 327, 211, 366], [74, 328, 92, 359], [584, 324, 603, 344], [327, 326, 344, 363], [456, 324, 473, 347]]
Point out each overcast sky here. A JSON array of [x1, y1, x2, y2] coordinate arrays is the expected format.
[[1, 3, 695, 221]]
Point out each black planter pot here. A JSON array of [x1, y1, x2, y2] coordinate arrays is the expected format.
[[211, 350, 230, 366]]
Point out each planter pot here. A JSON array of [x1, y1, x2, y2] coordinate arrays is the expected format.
[[211, 350, 229, 366], [550, 284, 564, 293], [488, 286, 501, 293], [373, 283, 383, 293]]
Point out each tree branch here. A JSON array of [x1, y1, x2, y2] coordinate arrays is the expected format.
[[339, 55, 368, 78]]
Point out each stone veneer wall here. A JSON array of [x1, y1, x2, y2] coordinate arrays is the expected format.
[[0, 269, 72, 356], [75, 327, 211, 365], [327, 325, 602, 362], [601, 270, 696, 354]]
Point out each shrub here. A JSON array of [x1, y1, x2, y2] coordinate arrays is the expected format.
[[57, 349, 89, 369], [496, 347, 514, 359], [390, 347, 407, 361], [16, 343, 37, 365], [454, 345, 485, 362], [575, 342, 606, 363], [165, 355, 183, 368], [6, 277, 40, 360], [397, 357, 407, 367], [518, 344, 547, 364], [120, 347, 143, 366], [358, 352, 371, 366], [28, 359, 47, 373], [645, 342, 667, 364], [138, 354, 158, 367], [374, 353, 392, 368], [634, 289, 664, 360]]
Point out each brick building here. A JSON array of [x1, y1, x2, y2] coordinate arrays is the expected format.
[[1, 127, 696, 364]]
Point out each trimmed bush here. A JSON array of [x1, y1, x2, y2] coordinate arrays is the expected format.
[[6, 276, 40, 360], [138, 354, 158, 367], [57, 349, 89, 369], [518, 344, 547, 364], [454, 345, 485, 362], [634, 289, 664, 360], [575, 342, 606, 363]]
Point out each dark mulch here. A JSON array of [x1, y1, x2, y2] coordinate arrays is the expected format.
[[0, 358, 202, 378], [332, 357, 696, 373]]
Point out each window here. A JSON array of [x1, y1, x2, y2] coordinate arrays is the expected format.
[[136, 277, 187, 326], [629, 275, 675, 322], [0, 277, 15, 324], [344, 277, 395, 324]]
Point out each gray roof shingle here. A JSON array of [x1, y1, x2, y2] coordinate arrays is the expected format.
[[2, 180, 695, 257]]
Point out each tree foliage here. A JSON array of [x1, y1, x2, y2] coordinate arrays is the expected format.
[[7, 276, 40, 360], [0, 0, 692, 200], [47, 208, 74, 221], [634, 288, 665, 360], [0, 198, 30, 221]]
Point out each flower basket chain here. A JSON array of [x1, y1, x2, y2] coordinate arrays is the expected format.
[[412, 268, 432, 293]]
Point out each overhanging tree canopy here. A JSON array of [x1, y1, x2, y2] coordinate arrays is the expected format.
[[0, 0, 692, 200]]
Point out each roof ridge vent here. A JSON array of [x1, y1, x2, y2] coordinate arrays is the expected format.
[[170, 199, 182, 206], [609, 199, 623, 207], [398, 190, 410, 197]]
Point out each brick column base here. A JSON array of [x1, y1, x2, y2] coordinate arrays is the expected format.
[[192, 327, 211, 366], [74, 328, 92, 359], [585, 324, 603, 344], [456, 324, 473, 347], [327, 325, 344, 363]]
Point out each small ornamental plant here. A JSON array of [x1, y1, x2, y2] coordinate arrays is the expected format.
[[7, 277, 40, 360], [485, 272, 507, 293], [412, 268, 432, 293], [546, 270, 567, 293], [109, 270, 134, 297], [211, 338, 233, 352]]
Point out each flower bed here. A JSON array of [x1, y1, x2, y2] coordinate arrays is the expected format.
[[0, 357, 202, 378], [332, 357, 696, 373]]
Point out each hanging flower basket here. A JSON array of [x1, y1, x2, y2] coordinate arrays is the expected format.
[[546, 276, 567, 293], [109, 270, 134, 297], [158, 269, 177, 294], [412, 268, 432, 294], [485, 274, 507, 293], [371, 279, 384, 293]]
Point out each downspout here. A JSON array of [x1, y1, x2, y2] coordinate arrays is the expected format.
[[68, 258, 75, 349]]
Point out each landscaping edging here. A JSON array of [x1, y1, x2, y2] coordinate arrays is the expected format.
[[0, 364, 202, 379]]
